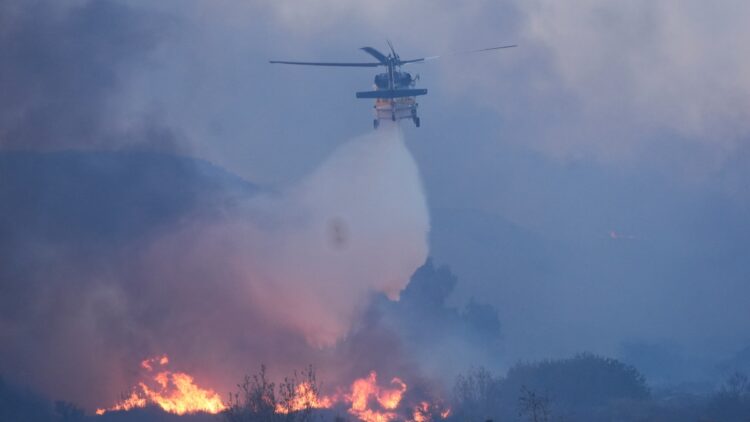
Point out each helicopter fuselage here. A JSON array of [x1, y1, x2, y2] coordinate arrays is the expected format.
[[373, 70, 418, 128], [374, 70, 413, 89], [356, 64, 426, 129]]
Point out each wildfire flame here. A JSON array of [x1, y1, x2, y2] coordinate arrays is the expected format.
[[97, 357, 448, 422], [343, 372, 450, 422], [413, 402, 431, 422], [275, 381, 333, 414], [412, 400, 451, 422], [347, 371, 407, 422], [276, 370, 448, 422], [95, 355, 226, 416]]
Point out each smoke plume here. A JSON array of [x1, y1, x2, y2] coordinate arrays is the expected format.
[[0, 125, 430, 409]]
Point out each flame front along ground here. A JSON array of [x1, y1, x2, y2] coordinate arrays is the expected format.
[[95, 355, 225, 415]]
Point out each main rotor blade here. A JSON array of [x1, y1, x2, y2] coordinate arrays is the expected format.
[[400, 44, 517, 65], [399, 57, 427, 65], [386, 40, 397, 57], [472, 44, 518, 53], [269, 60, 381, 67], [360, 47, 389, 64]]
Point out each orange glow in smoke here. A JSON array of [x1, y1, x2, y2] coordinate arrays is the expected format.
[[95, 355, 225, 416]]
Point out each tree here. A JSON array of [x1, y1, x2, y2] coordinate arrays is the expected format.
[[703, 371, 750, 422], [518, 386, 550, 422], [502, 353, 649, 410], [451, 367, 502, 422], [722, 372, 749, 398], [223, 365, 322, 422]]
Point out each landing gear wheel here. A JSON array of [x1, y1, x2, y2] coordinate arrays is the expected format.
[[373, 119, 379, 130], [391, 112, 396, 122], [414, 117, 421, 128]]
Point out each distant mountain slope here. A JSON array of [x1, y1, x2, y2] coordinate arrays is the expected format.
[[0, 150, 259, 334], [0, 150, 258, 245]]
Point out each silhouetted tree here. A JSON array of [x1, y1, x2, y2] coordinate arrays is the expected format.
[[450, 354, 650, 421], [451, 367, 501, 421], [518, 386, 550, 422], [722, 372, 750, 397], [223, 365, 321, 422], [502, 353, 649, 412]]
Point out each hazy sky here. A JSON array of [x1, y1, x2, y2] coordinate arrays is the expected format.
[[114, 0, 750, 360], [2, 0, 750, 396]]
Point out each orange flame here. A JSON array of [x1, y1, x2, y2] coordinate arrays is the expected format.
[[275, 382, 333, 414], [96, 355, 225, 416], [411, 400, 451, 422], [413, 402, 430, 422], [99, 361, 448, 422], [272, 370, 450, 422], [345, 371, 408, 422]]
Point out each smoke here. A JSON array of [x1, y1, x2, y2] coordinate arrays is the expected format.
[[0, 0, 177, 151], [142, 124, 430, 345], [0, 125, 431, 409]]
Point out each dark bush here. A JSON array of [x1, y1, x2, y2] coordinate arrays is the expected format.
[[501, 353, 650, 410], [223, 365, 322, 422]]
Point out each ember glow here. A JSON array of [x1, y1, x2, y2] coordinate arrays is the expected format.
[[95, 355, 225, 415]]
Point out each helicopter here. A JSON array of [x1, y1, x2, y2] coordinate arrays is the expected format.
[[270, 41, 516, 129]]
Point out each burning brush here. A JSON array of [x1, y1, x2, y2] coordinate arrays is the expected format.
[[95, 355, 225, 415], [226, 366, 450, 422], [98, 356, 450, 422]]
